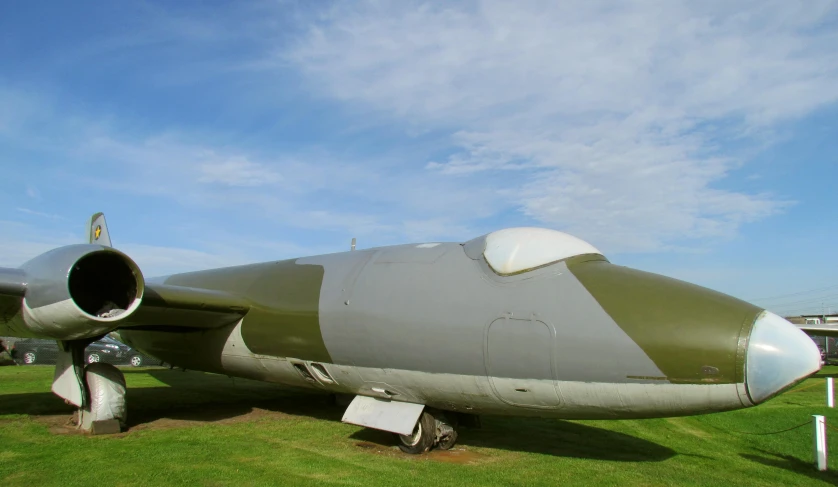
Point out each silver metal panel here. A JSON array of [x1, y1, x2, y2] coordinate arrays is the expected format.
[[340, 367, 745, 419], [311, 245, 665, 385], [317, 244, 504, 375], [372, 243, 449, 264], [487, 318, 554, 380], [341, 395, 425, 435], [486, 317, 560, 407], [0, 268, 26, 296]]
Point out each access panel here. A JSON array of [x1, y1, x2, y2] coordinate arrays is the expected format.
[[486, 317, 560, 408]]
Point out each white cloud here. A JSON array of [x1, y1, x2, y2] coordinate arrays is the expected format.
[[117, 243, 250, 276], [0, 218, 324, 277], [16, 208, 65, 220], [18, 113, 494, 244], [0, 221, 77, 267], [0, 229, 243, 277], [284, 0, 838, 251], [198, 158, 283, 187], [3, 2, 835, 258]]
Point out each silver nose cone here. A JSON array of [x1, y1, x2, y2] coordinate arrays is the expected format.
[[746, 311, 821, 404]]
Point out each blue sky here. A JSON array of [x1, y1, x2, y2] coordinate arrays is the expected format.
[[1, 1, 837, 315]]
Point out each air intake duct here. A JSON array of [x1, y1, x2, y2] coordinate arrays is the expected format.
[[20, 244, 145, 340]]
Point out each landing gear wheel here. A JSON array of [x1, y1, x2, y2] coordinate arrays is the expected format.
[[80, 362, 127, 431], [22, 351, 37, 364], [130, 355, 143, 367], [434, 412, 459, 450], [437, 430, 459, 450], [86, 353, 101, 364], [395, 411, 436, 454]]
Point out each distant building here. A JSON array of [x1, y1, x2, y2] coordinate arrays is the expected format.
[[785, 314, 838, 325], [786, 314, 838, 364]]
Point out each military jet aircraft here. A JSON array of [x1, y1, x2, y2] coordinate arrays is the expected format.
[[0, 213, 822, 453]]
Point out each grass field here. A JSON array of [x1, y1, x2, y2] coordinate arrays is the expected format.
[[1, 366, 837, 486]]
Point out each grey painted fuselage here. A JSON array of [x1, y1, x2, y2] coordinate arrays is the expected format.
[[120, 242, 750, 419]]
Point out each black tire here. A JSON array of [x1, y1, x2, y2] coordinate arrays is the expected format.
[[22, 350, 37, 365], [435, 412, 459, 450], [129, 355, 143, 367], [395, 411, 436, 454], [437, 431, 459, 450]]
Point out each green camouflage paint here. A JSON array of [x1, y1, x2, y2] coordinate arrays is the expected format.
[[567, 260, 761, 384], [164, 259, 331, 363]]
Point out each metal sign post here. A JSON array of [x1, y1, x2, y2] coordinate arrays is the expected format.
[[828, 378, 835, 408], [814, 415, 827, 471]]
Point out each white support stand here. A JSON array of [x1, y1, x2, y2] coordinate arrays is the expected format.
[[814, 415, 827, 471], [828, 378, 834, 408]]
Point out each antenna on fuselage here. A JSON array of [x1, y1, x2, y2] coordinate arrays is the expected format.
[[351, 238, 356, 251]]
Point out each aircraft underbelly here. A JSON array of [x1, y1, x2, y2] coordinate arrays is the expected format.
[[119, 321, 747, 419]]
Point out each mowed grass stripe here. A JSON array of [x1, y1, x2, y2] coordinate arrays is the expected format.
[[1, 366, 837, 486]]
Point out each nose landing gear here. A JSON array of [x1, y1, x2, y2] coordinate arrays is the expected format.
[[395, 410, 461, 454]]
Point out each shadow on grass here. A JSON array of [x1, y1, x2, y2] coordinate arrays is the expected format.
[[814, 364, 838, 378], [129, 368, 341, 424], [1, 368, 675, 460], [350, 417, 676, 462], [0, 389, 344, 424], [0, 392, 72, 417], [0, 369, 339, 427], [741, 451, 838, 484]]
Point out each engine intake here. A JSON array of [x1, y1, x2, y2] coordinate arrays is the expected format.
[[20, 244, 145, 340], [69, 252, 140, 318]]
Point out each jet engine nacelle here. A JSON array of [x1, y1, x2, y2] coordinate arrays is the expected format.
[[19, 244, 145, 340]]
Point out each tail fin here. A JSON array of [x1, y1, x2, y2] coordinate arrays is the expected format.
[[88, 212, 112, 247]]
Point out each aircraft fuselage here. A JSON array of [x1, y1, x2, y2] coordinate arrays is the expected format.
[[120, 240, 776, 419]]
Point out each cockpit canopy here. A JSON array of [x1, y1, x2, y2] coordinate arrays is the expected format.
[[463, 227, 604, 275]]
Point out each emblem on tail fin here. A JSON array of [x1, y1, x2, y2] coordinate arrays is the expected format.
[[88, 213, 112, 247]]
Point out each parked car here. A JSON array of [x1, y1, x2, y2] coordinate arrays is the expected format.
[[0, 338, 14, 366], [11, 337, 162, 367]]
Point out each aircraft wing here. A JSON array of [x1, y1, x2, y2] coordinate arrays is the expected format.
[[0, 213, 249, 339], [0, 267, 26, 296], [0, 267, 248, 337], [798, 324, 838, 338], [87, 213, 249, 330], [0, 268, 25, 324], [120, 282, 249, 330]]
